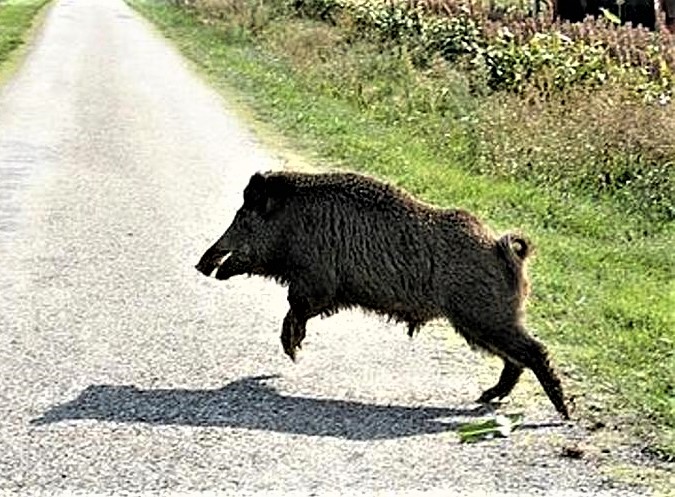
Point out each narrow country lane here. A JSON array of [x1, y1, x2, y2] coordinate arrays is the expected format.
[[0, 0, 650, 495]]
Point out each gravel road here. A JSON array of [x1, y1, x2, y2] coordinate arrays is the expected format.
[[0, 0, 656, 495]]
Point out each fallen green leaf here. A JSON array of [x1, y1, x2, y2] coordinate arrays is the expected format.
[[457, 413, 524, 443]]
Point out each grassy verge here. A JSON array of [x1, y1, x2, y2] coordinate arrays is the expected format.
[[0, 0, 52, 79], [128, 0, 674, 458]]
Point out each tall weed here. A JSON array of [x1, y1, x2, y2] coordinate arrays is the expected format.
[[472, 86, 675, 223]]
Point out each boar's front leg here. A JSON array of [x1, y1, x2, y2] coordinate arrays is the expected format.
[[281, 309, 303, 362], [281, 305, 324, 362], [281, 278, 335, 361]]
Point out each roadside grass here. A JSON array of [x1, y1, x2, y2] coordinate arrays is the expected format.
[[128, 0, 675, 457], [0, 0, 51, 72]]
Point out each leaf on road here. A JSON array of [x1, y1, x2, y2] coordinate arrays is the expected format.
[[457, 413, 524, 443]]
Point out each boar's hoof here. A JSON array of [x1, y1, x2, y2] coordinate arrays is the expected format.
[[476, 389, 504, 404], [281, 330, 298, 363], [281, 335, 304, 362], [283, 343, 298, 362], [281, 310, 306, 362]]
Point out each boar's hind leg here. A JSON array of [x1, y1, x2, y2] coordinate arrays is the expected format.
[[455, 329, 523, 405], [477, 359, 523, 404], [485, 326, 570, 419]]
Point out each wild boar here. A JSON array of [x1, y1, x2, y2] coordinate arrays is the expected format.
[[195, 170, 570, 419]]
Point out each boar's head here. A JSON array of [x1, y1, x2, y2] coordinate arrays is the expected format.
[[195, 171, 286, 278]]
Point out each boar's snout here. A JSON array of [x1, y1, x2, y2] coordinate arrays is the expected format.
[[195, 250, 227, 277], [195, 235, 232, 277], [195, 257, 220, 277], [195, 198, 270, 278]]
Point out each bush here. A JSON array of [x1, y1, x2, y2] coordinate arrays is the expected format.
[[289, 0, 674, 100], [165, 0, 675, 223]]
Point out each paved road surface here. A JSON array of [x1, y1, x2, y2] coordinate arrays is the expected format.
[[0, 0, 653, 495]]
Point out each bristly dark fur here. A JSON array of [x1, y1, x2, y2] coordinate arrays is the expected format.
[[196, 170, 570, 419]]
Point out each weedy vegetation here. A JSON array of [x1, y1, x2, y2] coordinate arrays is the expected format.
[[128, 0, 674, 459], [0, 0, 51, 68]]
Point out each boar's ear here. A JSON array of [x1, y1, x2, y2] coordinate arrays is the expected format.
[[245, 172, 284, 217], [259, 175, 286, 217], [243, 172, 267, 208]]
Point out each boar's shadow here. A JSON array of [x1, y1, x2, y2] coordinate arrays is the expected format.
[[29, 375, 562, 440]]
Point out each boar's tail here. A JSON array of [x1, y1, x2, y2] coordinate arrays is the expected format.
[[496, 232, 533, 298], [498, 232, 531, 261]]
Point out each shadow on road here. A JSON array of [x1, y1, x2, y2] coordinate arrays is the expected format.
[[30, 374, 562, 440]]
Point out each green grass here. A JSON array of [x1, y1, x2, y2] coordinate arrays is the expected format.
[[128, 0, 675, 457], [0, 0, 51, 70]]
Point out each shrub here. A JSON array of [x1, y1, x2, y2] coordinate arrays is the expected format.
[[472, 85, 675, 222], [288, 0, 674, 99]]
